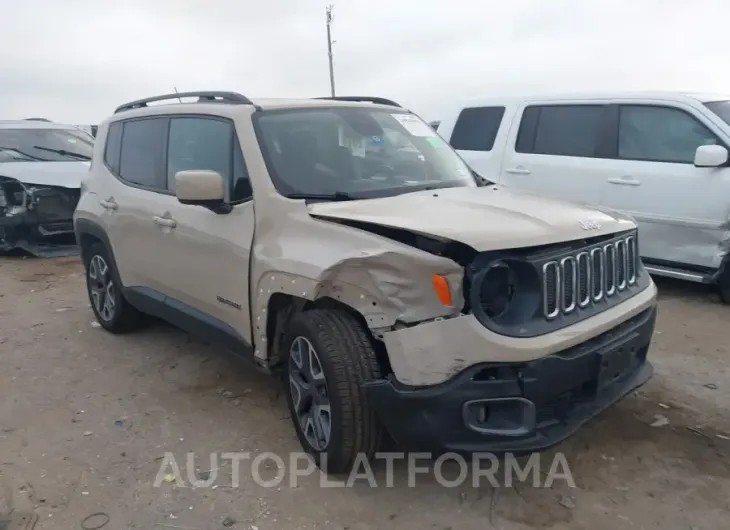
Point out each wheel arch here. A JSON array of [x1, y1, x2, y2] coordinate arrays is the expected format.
[[74, 219, 124, 287], [263, 291, 393, 376]]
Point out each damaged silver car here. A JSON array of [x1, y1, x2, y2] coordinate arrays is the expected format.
[[0, 121, 92, 256]]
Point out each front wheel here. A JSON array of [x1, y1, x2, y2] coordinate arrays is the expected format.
[[283, 309, 384, 473]]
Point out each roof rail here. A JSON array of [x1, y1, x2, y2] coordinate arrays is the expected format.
[[313, 96, 402, 108], [114, 91, 255, 114]]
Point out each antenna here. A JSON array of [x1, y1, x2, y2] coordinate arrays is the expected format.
[[325, 5, 336, 97], [173, 86, 182, 103]]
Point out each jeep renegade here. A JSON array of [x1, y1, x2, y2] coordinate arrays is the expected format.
[[74, 91, 658, 472]]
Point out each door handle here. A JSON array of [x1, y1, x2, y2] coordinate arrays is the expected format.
[[505, 167, 531, 175], [99, 197, 117, 210], [153, 215, 177, 228], [607, 177, 641, 186]]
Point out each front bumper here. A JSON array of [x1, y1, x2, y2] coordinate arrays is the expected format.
[[365, 306, 656, 453]]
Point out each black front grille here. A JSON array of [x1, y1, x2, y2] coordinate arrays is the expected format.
[[542, 233, 639, 320]]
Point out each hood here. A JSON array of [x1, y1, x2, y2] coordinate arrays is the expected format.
[[0, 161, 89, 189], [308, 186, 636, 252]]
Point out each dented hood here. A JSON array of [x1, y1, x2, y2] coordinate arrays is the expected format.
[[308, 186, 636, 251], [0, 161, 89, 189]]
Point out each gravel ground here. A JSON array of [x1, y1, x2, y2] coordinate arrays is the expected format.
[[0, 255, 729, 530]]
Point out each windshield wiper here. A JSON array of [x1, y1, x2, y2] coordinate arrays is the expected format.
[[0, 146, 47, 161], [286, 192, 358, 201], [33, 146, 91, 161]]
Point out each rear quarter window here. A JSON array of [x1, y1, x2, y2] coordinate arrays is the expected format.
[[104, 122, 122, 174], [449, 106, 506, 152]]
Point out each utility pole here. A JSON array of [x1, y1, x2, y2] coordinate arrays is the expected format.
[[326, 5, 336, 97]]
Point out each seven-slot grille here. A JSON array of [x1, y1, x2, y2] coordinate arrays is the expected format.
[[542, 233, 638, 319]]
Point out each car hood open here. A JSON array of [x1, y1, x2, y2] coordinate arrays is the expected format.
[[0, 161, 89, 189], [308, 185, 636, 252]]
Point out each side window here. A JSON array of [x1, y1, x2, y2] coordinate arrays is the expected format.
[[167, 117, 252, 201], [119, 118, 167, 189], [104, 122, 122, 174], [516, 105, 604, 157], [449, 106, 506, 151], [167, 117, 232, 193], [618, 105, 719, 164]]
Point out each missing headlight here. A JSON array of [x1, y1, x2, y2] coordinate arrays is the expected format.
[[469, 257, 541, 328], [477, 262, 517, 319]]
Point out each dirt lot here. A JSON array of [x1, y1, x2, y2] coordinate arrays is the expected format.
[[0, 256, 729, 530]]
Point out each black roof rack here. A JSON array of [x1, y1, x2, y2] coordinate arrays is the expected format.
[[114, 91, 255, 114], [313, 96, 402, 108]]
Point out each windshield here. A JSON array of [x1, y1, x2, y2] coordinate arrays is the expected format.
[[254, 107, 476, 199], [704, 100, 730, 127], [0, 128, 94, 163]]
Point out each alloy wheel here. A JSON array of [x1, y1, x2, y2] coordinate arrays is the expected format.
[[88, 255, 116, 322], [288, 336, 332, 451]]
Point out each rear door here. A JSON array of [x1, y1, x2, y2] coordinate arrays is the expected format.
[[101, 117, 177, 294], [599, 102, 730, 270], [498, 102, 614, 205]]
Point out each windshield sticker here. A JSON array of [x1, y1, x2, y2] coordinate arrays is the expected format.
[[369, 135, 384, 145], [392, 113, 437, 137]]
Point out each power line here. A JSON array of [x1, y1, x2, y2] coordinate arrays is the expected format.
[[326, 5, 336, 97]]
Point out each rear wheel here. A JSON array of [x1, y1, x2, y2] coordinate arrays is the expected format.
[[283, 308, 383, 473], [84, 242, 142, 333]]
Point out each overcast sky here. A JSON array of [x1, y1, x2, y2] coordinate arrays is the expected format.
[[2, 0, 728, 124]]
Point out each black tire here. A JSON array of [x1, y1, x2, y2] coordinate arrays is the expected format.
[[282, 308, 383, 474], [718, 267, 730, 305], [84, 242, 142, 333]]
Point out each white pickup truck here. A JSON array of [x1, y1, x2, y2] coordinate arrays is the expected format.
[[436, 91, 730, 301]]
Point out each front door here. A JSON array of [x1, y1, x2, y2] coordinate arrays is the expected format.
[[155, 116, 256, 345], [600, 103, 730, 270]]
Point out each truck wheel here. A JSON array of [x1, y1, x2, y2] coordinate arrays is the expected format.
[[84, 242, 142, 333], [718, 271, 730, 305], [716, 263, 730, 305], [283, 308, 383, 473]]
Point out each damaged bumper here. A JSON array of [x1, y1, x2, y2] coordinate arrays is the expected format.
[[365, 306, 656, 454], [0, 177, 79, 256]]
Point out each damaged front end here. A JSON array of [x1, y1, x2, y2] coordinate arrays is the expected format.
[[0, 176, 80, 257]]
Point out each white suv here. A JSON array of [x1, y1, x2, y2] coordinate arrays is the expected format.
[[437, 91, 730, 300], [74, 91, 657, 472]]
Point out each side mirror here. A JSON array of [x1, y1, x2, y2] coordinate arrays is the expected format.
[[175, 170, 230, 213], [694, 144, 728, 168]]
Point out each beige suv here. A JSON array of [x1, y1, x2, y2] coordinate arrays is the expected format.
[[73, 91, 658, 472]]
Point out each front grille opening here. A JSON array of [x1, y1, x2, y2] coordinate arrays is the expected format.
[[605, 245, 616, 295], [627, 237, 637, 283], [591, 248, 603, 301], [577, 253, 590, 307], [543, 262, 559, 318], [561, 257, 576, 312], [616, 240, 626, 289]]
